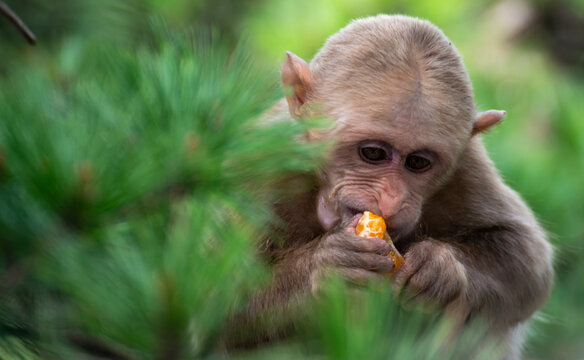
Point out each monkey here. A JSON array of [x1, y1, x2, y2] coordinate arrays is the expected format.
[[224, 15, 553, 359]]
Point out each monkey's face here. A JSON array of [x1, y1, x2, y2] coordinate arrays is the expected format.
[[316, 105, 472, 242], [298, 23, 475, 240]]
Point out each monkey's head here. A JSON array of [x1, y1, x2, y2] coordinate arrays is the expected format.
[[281, 15, 505, 240]]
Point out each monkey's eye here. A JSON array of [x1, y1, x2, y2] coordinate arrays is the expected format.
[[405, 155, 431, 172], [360, 146, 389, 163]]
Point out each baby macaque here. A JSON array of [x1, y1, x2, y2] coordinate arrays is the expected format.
[[229, 15, 553, 359]]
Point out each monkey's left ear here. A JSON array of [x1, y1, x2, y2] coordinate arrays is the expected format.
[[281, 51, 313, 118], [472, 110, 506, 136]]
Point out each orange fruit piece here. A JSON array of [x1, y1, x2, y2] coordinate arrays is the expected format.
[[355, 211, 386, 238], [355, 211, 404, 274]]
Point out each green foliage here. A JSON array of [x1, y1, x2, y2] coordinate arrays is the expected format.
[[0, 24, 322, 358], [1, 1, 583, 359], [304, 279, 499, 360]]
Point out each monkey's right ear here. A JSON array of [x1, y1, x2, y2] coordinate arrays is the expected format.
[[281, 51, 313, 118], [472, 110, 506, 136]]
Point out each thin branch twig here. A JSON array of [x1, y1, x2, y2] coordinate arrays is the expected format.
[[0, 1, 37, 45]]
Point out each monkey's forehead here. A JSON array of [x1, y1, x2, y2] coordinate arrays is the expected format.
[[311, 43, 475, 136], [324, 102, 471, 165], [334, 113, 467, 149], [322, 88, 474, 142]]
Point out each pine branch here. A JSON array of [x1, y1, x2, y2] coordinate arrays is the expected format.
[[0, 1, 37, 45], [67, 333, 133, 360], [0, 260, 28, 300]]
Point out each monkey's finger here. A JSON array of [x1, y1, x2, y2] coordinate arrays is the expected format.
[[392, 254, 424, 292], [398, 280, 456, 313], [334, 250, 394, 273], [338, 267, 385, 286], [337, 235, 391, 255], [401, 273, 447, 308]]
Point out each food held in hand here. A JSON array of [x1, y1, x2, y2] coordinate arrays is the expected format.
[[355, 211, 404, 274], [355, 211, 386, 238]]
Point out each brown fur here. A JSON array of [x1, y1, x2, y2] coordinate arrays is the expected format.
[[225, 15, 553, 360]]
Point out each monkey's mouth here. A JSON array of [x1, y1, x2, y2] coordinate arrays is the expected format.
[[346, 207, 364, 227]]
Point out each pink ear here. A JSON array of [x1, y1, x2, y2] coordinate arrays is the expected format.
[[281, 51, 313, 117], [472, 110, 506, 136]]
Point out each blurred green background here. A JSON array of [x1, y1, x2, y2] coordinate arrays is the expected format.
[[1, 0, 583, 359]]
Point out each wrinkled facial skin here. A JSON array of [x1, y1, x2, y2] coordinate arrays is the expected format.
[[316, 96, 471, 241]]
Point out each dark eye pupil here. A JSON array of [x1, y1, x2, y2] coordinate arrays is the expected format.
[[361, 147, 387, 162], [406, 155, 430, 171]]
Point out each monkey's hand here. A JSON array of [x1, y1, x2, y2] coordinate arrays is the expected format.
[[310, 224, 395, 293], [393, 239, 468, 309], [222, 226, 395, 347]]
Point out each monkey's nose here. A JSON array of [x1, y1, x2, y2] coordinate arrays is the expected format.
[[378, 192, 403, 220]]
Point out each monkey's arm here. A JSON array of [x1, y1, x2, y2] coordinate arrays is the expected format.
[[221, 241, 316, 348], [396, 224, 553, 328], [458, 225, 552, 325], [396, 142, 553, 327], [223, 211, 393, 349]]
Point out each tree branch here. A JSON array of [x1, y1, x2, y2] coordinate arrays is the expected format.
[[0, 1, 37, 45]]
